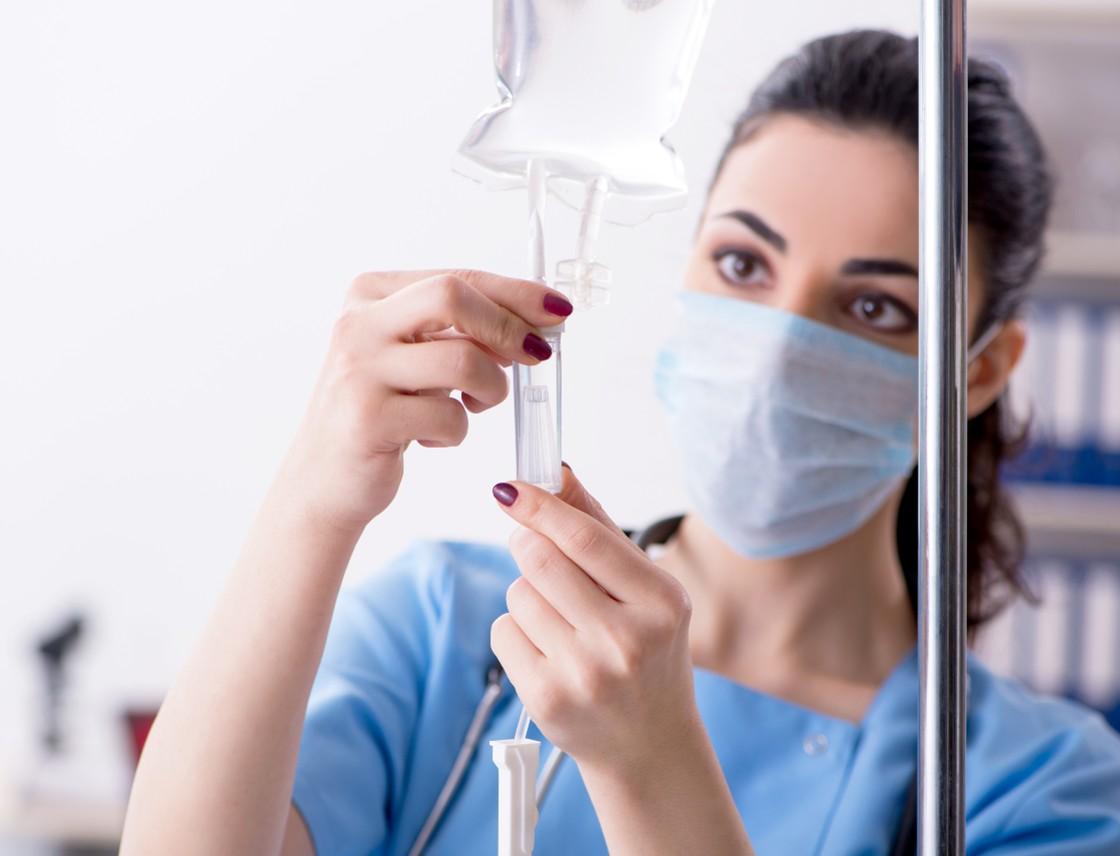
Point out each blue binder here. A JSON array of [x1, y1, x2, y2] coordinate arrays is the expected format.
[[1003, 297, 1120, 487]]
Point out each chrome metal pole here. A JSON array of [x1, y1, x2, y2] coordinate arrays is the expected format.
[[918, 0, 969, 853]]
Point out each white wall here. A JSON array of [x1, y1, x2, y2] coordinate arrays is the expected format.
[[0, 0, 915, 798]]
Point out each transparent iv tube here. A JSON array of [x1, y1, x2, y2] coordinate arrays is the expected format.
[[516, 160, 564, 494]]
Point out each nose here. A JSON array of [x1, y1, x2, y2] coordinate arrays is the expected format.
[[769, 267, 833, 326]]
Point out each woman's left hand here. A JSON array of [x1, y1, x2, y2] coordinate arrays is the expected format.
[[491, 466, 754, 856], [489, 465, 699, 774]]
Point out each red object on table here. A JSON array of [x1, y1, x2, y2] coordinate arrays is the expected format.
[[123, 709, 158, 769]]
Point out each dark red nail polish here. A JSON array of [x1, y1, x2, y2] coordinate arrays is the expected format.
[[543, 293, 574, 318], [523, 332, 552, 361], [561, 460, 573, 473], [492, 482, 518, 507]]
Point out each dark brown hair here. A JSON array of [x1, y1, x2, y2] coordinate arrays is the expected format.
[[710, 30, 1053, 629]]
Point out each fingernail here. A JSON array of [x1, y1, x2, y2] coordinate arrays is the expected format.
[[543, 293, 574, 318], [522, 332, 552, 361], [492, 482, 519, 507], [561, 460, 573, 473]]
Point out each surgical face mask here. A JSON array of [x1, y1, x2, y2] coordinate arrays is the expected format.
[[653, 291, 920, 558]]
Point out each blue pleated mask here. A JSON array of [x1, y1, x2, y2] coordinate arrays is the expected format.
[[654, 291, 919, 558]]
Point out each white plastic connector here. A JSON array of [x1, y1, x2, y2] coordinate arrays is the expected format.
[[491, 737, 541, 856], [555, 258, 612, 309]]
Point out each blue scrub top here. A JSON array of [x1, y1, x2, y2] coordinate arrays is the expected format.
[[292, 540, 1120, 855]]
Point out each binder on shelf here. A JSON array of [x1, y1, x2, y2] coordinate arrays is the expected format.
[[976, 554, 1120, 726], [1003, 298, 1120, 487]]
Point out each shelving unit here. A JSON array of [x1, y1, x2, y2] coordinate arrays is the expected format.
[[972, 1, 1120, 286], [1045, 233, 1120, 282], [967, 1, 1120, 726], [972, 0, 1120, 30], [1013, 484, 1120, 556]]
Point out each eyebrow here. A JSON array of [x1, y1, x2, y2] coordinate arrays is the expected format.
[[717, 209, 787, 253], [714, 209, 918, 278], [840, 258, 919, 278]]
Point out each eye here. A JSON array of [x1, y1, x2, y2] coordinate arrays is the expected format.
[[712, 249, 770, 288], [846, 293, 917, 334], [707, 248, 770, 289], [714, 249, 766, 286]]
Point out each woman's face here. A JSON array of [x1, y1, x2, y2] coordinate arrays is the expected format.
[[685, 114, 988, 357]]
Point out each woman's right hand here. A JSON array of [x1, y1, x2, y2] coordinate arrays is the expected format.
[[276, 269, 573, 535]]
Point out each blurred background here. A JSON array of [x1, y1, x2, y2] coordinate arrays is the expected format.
[[0, 0, 1116, 853]]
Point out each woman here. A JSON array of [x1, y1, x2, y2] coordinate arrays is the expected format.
[[121, 31, 1120, 855]]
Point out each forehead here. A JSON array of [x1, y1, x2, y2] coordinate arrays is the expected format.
[[706, 115, 920, 258]]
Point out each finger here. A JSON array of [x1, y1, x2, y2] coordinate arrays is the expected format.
[[461, 392, 488, 414], [350, 269, 573, 328], [508, 527, 611, 629], [372, 274, 552, 366], [557, 464, 641, 553], [379, 339, 508, 409], [505, 576, 574, 656], [493, 481, 650, 604], [380, 394, 469, 448], [490, 613, 545, 689], [425, 329, 513, 368], [414, 331, 513, 416]]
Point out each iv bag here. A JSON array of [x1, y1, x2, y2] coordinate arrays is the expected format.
[[455, 0, 716, 225]]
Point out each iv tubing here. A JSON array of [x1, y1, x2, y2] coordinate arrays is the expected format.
[[576, 177, 608, 263], [556, 176, 612, 309], [528, 162, 548, 281], [515, 159, 564, 493], [515, 705, 531, 743], [511, 159, 552, 748]]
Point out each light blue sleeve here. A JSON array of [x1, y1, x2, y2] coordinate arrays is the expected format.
[[966, 674, 1120, 855], [291, 543, 439, 856]]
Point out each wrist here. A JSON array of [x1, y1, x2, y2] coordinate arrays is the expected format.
[[239, 466, 367, 594], [262, 477, 366, 545], [578, 709, 713, 791], [576, 715, 753, 856], [267, 447, 374, 543]]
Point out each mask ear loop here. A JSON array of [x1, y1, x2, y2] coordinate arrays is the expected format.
[[962, 322, 1007, 424], [966, 322, 1003, 366]]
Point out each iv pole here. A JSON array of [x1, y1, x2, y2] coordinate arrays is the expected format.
[[917, 0, 968, 852]]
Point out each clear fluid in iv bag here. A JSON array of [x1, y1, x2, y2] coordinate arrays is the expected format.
[[457, 0, 716, 225]]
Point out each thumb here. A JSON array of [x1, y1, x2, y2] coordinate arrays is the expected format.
[[556, 463, 640, 551]]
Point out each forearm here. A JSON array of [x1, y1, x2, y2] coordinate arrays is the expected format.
[[120, 478, 362, 856], [578, 718, 754, 856]]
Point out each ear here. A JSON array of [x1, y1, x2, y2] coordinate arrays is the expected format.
[[966, 320, 1026, 419]]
